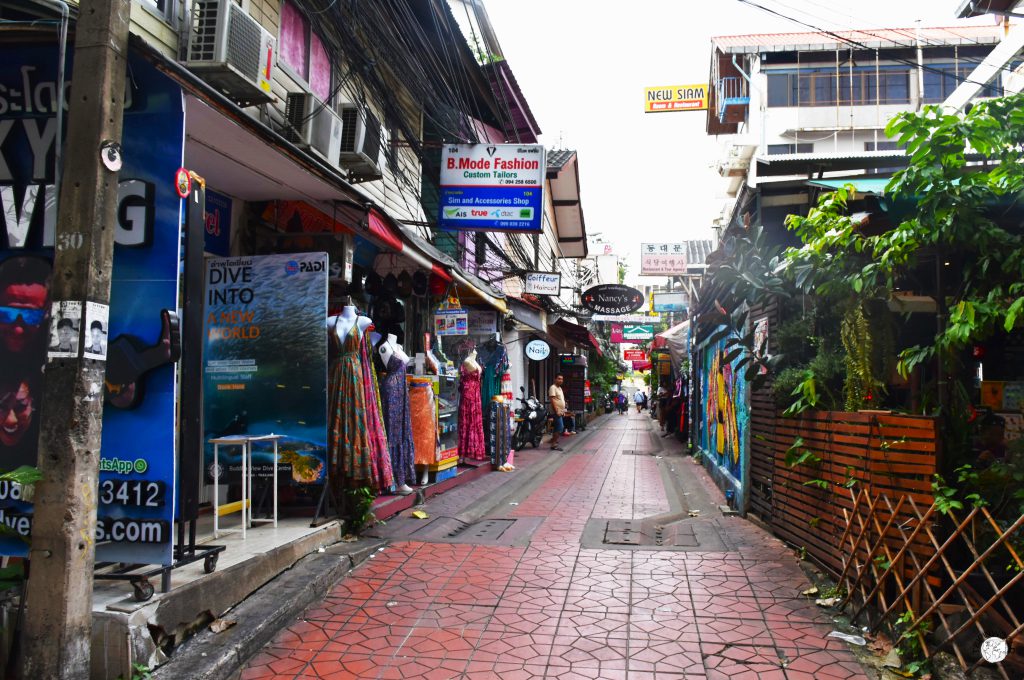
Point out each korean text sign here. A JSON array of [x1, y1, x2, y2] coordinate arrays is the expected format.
[[641, 243, 688, 276]]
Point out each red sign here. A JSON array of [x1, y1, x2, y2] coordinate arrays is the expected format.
[[632, 360, 653, 371], [624, 349, 647, 361], [610, 323, 624, 343], [175, 167, 191, 198]]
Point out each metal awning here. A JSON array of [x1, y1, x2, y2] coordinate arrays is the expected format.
[[546, 150, 588, 258], [807, 178, 891, 194], [757, 150, 907, 177]]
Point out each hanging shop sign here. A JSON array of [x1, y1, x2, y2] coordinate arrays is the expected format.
[[643, 84, 709, 113], [438, 143, 546, 233], [525, 339, 551, 361], [434, 295, 468, 336], [593, 313, 663, 323], [0, 47, 184, 566], [641, 243, 689, 275], [623, 324, 655, 341], [610, 323, 624, 344], [203, 253, 329, 487], [204, 189, 232, 257], [652, 292, 689, 313], [467, 309, 498, 335], [581, 284, 645, 315], [632, 360, 653, 371], [559, 354, 588, 367], [624, 349, 647, 361], [524, 271, 561, 296]]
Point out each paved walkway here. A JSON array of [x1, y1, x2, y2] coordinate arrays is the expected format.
[[240, 411, 871, 680]]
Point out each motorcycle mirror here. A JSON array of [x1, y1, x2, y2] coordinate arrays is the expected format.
[[520, 386, 525, 393]]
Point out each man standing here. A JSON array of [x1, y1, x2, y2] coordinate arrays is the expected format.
[[548, 374, 566, 451], [634, 390, 645, 413]]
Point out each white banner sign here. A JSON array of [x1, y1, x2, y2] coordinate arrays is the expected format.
[[524, 271, 561, 296], [641, 242, 688, 276], [593, 313, 661, 323]]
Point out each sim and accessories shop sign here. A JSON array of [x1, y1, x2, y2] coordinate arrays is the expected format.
[[438, 144, 545, 233]]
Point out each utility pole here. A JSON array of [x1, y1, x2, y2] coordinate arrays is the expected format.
[[21, 0, 132, 675]]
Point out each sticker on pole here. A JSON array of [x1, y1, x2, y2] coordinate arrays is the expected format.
[[981, 637, 1008, 663], [48, 300, 82, 361]]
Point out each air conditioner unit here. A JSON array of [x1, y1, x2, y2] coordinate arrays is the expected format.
[[285, 93, 343, 166], [338, 104, 382, 179], [186, 0, 276, 106]]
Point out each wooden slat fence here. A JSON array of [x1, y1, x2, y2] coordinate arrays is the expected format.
[[762, 410, 939, 577]]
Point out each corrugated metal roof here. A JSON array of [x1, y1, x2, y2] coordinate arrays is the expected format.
[[758, 149, 906, 163], [685, 240, 715, 266], [713, 24, 1005, 53], [547, 149, 576, 172]]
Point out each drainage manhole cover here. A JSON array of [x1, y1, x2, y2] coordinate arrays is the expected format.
[[448, 519, 516, 542], [604, 520, 642, 545]]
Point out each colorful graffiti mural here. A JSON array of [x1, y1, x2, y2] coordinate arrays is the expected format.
[[699, 331, 748, 486]]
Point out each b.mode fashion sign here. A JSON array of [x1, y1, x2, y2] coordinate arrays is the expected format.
[[581, 284, 645, 315], [438, 144, 545, 232]]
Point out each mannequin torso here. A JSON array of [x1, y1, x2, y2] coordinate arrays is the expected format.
[[328, 306, 371, 342], [462, 349, 481, 374], [379, 333, 410, 367]]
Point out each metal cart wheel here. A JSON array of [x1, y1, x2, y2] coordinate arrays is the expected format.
[[132, 578, 155, 602], [203, 553, 219, 574]]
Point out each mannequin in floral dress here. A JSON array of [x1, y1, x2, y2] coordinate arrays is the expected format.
[[458, 350, 486, 461]]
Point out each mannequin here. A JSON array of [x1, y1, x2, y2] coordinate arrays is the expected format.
[[379, 333, 410, 367], [328, 305, 372, 341], [462, 349, 481, 374]]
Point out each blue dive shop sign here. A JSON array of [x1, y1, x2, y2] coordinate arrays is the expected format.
[[438, 144, 546, 233]]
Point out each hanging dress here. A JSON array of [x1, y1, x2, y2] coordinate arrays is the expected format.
[[409, 377, 438, 465], [379, 353, 416, 487], [457, 364, 487, 461], [328, 321, 372, 490], [360, 329, 394, 493]]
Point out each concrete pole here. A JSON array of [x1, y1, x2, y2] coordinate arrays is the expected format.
[[21, 0, 132, 675]]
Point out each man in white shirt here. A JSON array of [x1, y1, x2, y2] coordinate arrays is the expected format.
[[548, 374, 566, 451], [634, 390, 645, 413]]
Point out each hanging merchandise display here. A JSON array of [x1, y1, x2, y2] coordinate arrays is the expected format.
[[378, 335, 416, 492], [409, 377, 440, 466], [488, 400, 513, 468], [434, 293, 468, 336], [476, 335, 509, 436], [327, 307, 394, 494], [458, 351, 487, 461]]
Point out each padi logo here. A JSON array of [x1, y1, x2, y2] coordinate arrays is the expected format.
[[285, 260, 324, 277]]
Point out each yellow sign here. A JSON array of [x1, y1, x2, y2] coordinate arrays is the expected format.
[[644, 84, 709, 113]]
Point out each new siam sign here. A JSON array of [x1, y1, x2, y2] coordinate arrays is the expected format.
[[438, 143, 546, 232]]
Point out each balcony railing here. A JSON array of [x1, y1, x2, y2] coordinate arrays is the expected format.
[[716, 76, 750, 124]]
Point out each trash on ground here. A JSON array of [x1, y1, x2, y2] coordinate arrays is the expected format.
[[801, 586, 819, 597], [411, 510, 429, 519], [815, 596, 841, 607], [688, 510, 701, 517], [209, 618, 237, 634], [827, 631, 866, 645]]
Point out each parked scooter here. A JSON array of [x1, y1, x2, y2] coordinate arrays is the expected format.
[[512, 386, 548, 451]]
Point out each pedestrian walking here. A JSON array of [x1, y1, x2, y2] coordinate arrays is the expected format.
[[548, 374, 566, 450], [634, 390, 645, 413]]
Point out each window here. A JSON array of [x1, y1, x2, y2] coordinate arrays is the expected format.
[[767, 143, 813, 155], [140, 0, 174, 24], [279, 1, 333, 102], [864, 141, 902, 151], [766, 66, 912, 107], [922, 63, 1002, 103]]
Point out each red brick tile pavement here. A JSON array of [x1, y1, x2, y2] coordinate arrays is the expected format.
[[242, 412, 871, 679]]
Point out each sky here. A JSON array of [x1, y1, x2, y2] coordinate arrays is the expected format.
[[481, 0, 997, 285]]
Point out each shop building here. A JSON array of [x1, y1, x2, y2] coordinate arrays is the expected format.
[[0, 0, 597, 676]]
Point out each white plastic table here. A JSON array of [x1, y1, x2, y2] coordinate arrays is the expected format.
[[209, 434, 282, 539]]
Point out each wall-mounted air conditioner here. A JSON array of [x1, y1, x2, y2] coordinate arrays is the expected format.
[[186, 0, 276, 106], [285, 93, 343, 167], [338, 104, 382, 179]]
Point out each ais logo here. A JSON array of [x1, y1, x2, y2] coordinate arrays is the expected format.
[[285, 260, 325, 277]]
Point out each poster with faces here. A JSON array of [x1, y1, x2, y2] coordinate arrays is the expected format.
[[47, 300, 81, 361], [83, 302, 110, 361]]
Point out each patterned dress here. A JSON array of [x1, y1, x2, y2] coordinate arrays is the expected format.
[[458, 364, 486, 461], [360, 329, 394, 493], [379, 353, 416, 487], [328, 322, 372, 490]]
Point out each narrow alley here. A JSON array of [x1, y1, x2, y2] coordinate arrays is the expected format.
[[240, 411, 870, 680]]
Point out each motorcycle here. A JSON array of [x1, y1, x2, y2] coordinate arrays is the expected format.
[[512, 386, 548, 451]]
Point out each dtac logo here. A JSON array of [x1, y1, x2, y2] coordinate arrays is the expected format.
[[285, 260, 299, 277]]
